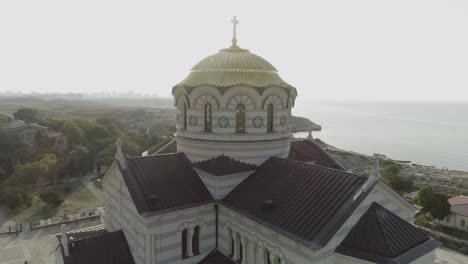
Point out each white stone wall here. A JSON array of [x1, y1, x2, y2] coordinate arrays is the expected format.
[[173, 85, 295, 164], [217, 180, 436, 264], [102, 163, 148, 264], [102, 162, 436, 264], [182, 107, 291, 134], [177, 135, 291, 165], [102, 163, 217, 264], [439, 212, 468, 231], [147, 204, 216, 264], [195, 169, 254, 199]]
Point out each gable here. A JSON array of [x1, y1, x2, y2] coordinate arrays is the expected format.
[[121, 153, 213, 215]]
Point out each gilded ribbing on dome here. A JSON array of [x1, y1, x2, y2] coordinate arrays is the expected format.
[[175, 47, 293, 89]]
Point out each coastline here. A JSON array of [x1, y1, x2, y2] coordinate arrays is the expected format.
[[316, 139, 468, 196]]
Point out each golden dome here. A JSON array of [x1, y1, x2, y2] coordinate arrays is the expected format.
[[175, 45, 292, 89]]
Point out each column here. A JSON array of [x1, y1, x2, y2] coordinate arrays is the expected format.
[[145, 234, 151, 264], [247, 239, 255, 264], [233, 232, 240, 260], [256, 244, 265, 264], [269, 253, 277, 264], [187, 227, 194, 257], [241, 236, 248, 264]]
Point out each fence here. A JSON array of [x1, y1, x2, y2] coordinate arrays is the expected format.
[[29, 208, 100, 230], [0, 223, 22, 236]]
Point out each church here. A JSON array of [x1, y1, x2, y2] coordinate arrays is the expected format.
[[57, 17, 439, 264]]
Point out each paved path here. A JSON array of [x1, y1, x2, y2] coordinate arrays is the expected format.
[[437, 248, 468, 264], [418, 225, 468, 244], [85, 180, 104, 204], [0, 217, 101, 264]]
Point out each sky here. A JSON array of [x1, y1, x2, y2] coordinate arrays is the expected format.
[[0, 0, 467, 101]]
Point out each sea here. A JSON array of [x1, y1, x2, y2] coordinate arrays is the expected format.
[[293, 101, 468, 172]]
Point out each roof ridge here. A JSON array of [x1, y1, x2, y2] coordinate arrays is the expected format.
[[127, 152, 182, 160], [194, 154, 257, 166], [370, 203, 394, 254], [272, 156, 362, 179]]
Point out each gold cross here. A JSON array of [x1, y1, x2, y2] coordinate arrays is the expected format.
[[231, 16, 239, 47]]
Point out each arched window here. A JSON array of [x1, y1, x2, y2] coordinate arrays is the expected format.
[[267, 103, 274, 132], [204, 103, 212, 132], [192, 226, 200, 255], [181, 229, 188, 259], [183, 103, 187, 130], [236, 104, 246, 133]]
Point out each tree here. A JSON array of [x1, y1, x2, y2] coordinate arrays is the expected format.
[[385, 174, 413, 193], [13, 108, 40, 123], [39, 191, 63, 207], [416, 186, 451, 220], [14, 161, 48, 185], [62, 121, 85, 146], [382, 164, 402, 177], [41, 118, 66, 131], [71, 145, 94, 174], [0, 188, 24, 209], [417, 186, 435, 210], [41, 154, 58, 169], [8, 154, 58, 185], [430, 193, 451, 220]]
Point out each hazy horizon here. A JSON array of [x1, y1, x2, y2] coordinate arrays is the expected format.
[[1, 0, 467, 101]]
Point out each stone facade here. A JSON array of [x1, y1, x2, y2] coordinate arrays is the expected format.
[[102, 163, 216, 264], [173, 85, 296, 165], [100, 159, 434, 264], [90, 24, 440, 264], [194, 169, 254, 199]]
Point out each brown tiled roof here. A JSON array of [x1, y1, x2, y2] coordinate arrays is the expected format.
[[222, 157, 367, 247], [449, 196, 468, 216], [193, 155, 257, 176], [288, 140, 344, 170], [336, 202, 439, 263], [198, 250, 236, 264], [67, 230, 135, 264], [449, 195, 468, 205], [122, 153, 213, 215]]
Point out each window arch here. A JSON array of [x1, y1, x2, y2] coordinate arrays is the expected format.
[[204, 103, 212, 132], [267, 103, 274, 132], [236, 104, 246, 133]]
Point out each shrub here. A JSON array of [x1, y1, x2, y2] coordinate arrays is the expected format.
[[0, 188, 24, 209], [39, 191, 63, 207]]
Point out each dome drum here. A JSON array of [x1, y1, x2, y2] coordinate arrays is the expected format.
[[172, 42, 296, 164]]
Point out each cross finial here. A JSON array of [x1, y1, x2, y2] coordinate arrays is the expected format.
[[231, 16, 239, 47]]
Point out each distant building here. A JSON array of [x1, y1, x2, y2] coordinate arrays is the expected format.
[[6, 119, 68, 152], [49, 132, 69, 153], [57, 18, 439, 264], [439, 195, 468, 230], [7, 120, 48, 148]]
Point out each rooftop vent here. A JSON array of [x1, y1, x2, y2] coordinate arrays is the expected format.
[[263, 200, 277, 207], [147, 195, 158, 206]]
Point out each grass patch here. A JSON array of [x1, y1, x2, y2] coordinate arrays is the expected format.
[[10, 181, 100, 223]]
